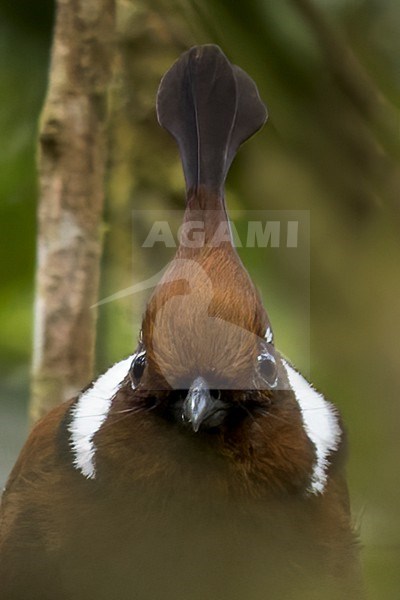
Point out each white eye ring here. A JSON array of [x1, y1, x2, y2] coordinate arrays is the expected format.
[[265, 326, 274, 344]]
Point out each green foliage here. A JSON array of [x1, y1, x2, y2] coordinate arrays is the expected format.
[[0, 4, 52, 369]]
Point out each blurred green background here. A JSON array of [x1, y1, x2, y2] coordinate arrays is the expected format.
[[1, 0, 400, 597]]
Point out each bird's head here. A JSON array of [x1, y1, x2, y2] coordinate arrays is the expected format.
[[139, 193, 280, 431], [128, 46, 286, 433]]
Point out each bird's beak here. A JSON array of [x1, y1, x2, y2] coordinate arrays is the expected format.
[[182, 376, 226, 432]]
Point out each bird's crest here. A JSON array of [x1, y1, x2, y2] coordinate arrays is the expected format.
[[157, 44, 267, 195]]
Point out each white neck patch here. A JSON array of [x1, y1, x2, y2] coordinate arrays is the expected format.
[[282, 360, 342, 495], [68, 356, 134, 479], [68, 354, 341, 491]]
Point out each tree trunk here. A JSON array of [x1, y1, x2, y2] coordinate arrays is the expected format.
[[31, 0, 116, 423], [96, 0, 191, 372]]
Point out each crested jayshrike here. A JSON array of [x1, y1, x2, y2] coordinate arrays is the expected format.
[[0, 45, 363, 600]]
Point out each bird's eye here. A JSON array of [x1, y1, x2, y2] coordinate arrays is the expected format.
[[258, 348, 278, 388], [130, 351, 147, 387]]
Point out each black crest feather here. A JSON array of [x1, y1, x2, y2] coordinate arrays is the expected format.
[[157, 45, 267, 195]]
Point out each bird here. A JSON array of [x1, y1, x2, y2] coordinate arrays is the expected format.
[[0, 45, 362, 600]]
